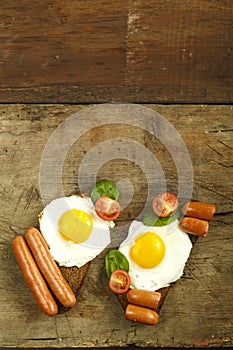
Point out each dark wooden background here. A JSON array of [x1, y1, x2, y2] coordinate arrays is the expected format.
[[0, 0, 233, 103]]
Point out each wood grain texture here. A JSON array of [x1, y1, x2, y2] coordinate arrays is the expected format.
[[0, 104, 232, 348], [0, 1, 233, 103]]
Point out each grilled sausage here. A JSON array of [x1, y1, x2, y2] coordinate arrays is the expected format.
[[182, 201, 216, 221], [12, 235, 58, 316], [127, 289, 161, 310], [125, 304, 159, 325], [25, 227, 76, 308], [179, 217, 209, 237]]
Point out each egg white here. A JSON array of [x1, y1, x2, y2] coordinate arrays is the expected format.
[[39, 196, 114, 268], [118, 220, 192, 291]]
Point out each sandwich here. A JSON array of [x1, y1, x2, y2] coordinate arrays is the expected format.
[[105, 191, 216, 325], [12, 180, 121, 315]]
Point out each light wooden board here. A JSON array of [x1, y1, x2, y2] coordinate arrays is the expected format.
[[0, 104, 232, 348]]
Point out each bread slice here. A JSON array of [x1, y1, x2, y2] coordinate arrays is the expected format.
[[117, 234, 198, 313], [58, 262, 91, 313]]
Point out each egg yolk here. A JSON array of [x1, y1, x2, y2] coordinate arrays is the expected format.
[[130, 232, 165, 269], [58, 209, 93, 243]]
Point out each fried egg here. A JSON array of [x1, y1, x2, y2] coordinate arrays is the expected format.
[[118, 220, 192, 291], [39, 196, 114, 268]]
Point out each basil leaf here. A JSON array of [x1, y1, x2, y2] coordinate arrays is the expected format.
[[143, 206, 179, 227], [143, 206, 159, 226], [91, 179, 119, 204], [105, 249, 129, 279]]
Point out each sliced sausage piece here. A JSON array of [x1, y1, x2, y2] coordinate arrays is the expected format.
[[25, 227, 76, 308], [179, 217, 209, 237], [125, 304, 159, 325], [127, 289, 161, 310], [182, 201, 216, 221], [12, 235, 58, 316]]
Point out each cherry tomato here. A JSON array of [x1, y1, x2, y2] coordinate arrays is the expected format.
[[95, 196, 121, 221], [109, 269, 131, 294], [152, 191, 178, 218]]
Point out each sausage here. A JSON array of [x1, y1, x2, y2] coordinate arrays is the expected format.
[[125, 304, 159, 325], [127, 289, 161, 310], [182, 201, 216, 221], [179, 217, 209, 237], [12, 235, 58, 316], [25, 227, 76, 308]]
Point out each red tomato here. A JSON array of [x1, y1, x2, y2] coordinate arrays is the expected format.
[[152, 191, 178, 218], [109, 270, 130, 294], [95, 196, 121, 221]]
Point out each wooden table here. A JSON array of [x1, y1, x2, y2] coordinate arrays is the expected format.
[[0, 1, 233, 349], [1, 104, 232, 349]]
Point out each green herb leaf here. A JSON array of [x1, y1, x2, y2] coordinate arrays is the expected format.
[[91, 179, 119, 204], [143, 205, 179, 227], [105, 249, 129, 279]]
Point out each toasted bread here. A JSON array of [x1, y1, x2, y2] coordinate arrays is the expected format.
[[58, 262, 91, 312]]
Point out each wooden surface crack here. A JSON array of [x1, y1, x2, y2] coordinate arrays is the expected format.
[[206, 128, 233, 133], [198, 183, 233, 202]]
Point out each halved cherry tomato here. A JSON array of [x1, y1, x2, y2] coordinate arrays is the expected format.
[[95, 196, 121, 221], [152, 191, 178, 218], [109, 269, 131, 294]]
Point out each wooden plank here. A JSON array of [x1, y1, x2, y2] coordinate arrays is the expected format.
[[0, 104, 232, 348], [0, 1, 233, 103]]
